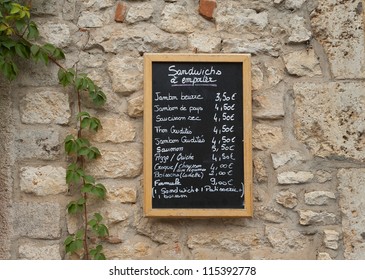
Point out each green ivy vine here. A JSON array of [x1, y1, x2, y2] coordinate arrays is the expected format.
[[0, 0, 109, 260]]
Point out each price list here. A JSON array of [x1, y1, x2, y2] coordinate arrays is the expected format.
[[151, 62, 245, 209]]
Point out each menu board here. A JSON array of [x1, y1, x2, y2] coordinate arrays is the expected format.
[[143, 54, 252, 217]]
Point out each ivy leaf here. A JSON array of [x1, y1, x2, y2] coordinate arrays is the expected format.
[[64, 134, 76, 155], [15, 43, 30, 59], [92, 183, 106, 199], [58, 68, 74, 87], [66, 163, 84, 185], [90, 245, 106, 260], [30, 44, 39, 58], [67, 200, 84, 214], [27, 21, 39, 40], [0, 60, 18, 81], [94, 213, 103, 222]]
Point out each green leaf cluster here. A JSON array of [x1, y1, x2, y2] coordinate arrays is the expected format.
[[78, 112, 102, 132], [90, 245, 106, 260], [64, 230, 84, 254], [0, 1, 65, 80], [65, 135, 101, 160], [88, 213, 109, 238]]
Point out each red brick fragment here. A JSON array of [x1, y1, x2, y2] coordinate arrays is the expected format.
[[115, 1, 127, 23], [199, 0, 217, 20]]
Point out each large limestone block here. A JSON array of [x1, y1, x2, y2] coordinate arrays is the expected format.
[[187, 230, 262, 255], [90, 24, 187, 54], [287, 15, 311, 43], [15, 129, 61, 160], [252, 124, 283, 150], [160, 3, 195, 33], [311, 0, 365, 79], [20, 89, 70, 125], [107, 56, 143, 95], [20, 166, 68, 196], [222, 38, 279, 57], [283, 49, 322, 77], [31, 0, 63, 15], [78, 11, 104, 28], [338, 169, 365, 259], [125, 3, 154, 24], [265, 225, 309, 254], [38, 21, 72, 48], [216, 3, 268, 33], [19, 244, 61, 260], [13, 202, 61, 239], [127, 95, 143, 118], [253, 89, 285, 120], [294, 82, 365, 160], [188, 33, 221, 53], [87, 145, 143, 179], [88, 117, 136, 143]]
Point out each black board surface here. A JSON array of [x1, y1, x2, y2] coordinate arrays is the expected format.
[[151, 61, 245, 209]]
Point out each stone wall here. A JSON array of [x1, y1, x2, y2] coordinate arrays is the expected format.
[[1, 0, 365, 259]]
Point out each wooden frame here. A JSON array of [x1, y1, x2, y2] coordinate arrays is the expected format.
[[143, 53, 252, 218]]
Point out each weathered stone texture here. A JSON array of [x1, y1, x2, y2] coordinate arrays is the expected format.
[[95, 24, 187, 54], [19, 243, 61, 260], [253, 157, 268, 183], [288, 15, 311, 43], [271, 150, 302, 169], [0, 87, 12, 259], [125, 3, 154, 24], [31, 0, 63, 16], [38, 21, 72, 48], [265, 225, 309, 254], [283, 49, 322, 77], [222, 38, 279, 57], [188, 33, 221, 53], [88, 117, 136, 143], [216, 4, 268, 33], [20, 166, 68, 196], [311, 0, 365, 79], [20, 89, 70, 125], [187, 230, 262, 255], [127, 95, 144, 118], [15, 129, 61, 160], [299, 210, 337, 226], [160, 3, 195, 33], [277, 171, 313, 185], [13, 202, 61, 239], [78, 11, 104, 28], [107, 56, 143, 95], [276, 190, 298, 209], [253, 89, 284, 120], [304, 191, 335, 206], [338, 169, 365, 259], [252, 124, 283, 150], [323, 229, 340, 250], [87, 146, 143, 179], [255, 206, 287, 224], [294, 82, 365, 160], [285, 0, 307, 10], [136, 219, 181, 244]]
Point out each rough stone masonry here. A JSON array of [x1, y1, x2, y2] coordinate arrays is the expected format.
[[0, 0, 365, 259]]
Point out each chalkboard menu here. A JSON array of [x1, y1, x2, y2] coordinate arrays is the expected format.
[[144, 54, 252, 217]]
